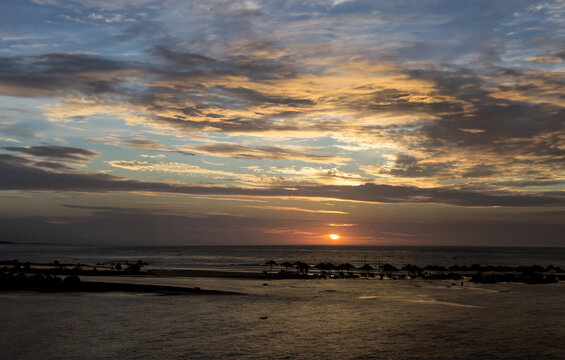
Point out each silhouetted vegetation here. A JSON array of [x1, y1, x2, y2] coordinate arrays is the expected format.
[[0, 271, 79, 292], [0, 259, 153, 277], [0, 271, 241, 295]]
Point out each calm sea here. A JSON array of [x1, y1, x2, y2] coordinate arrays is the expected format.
[[2, 244, 565, 270]]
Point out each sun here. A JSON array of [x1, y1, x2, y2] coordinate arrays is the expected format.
[[329, 234, 340, 240]]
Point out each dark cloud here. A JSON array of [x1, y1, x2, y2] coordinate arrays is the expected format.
[[61, 204, 167, 216], [114, 20, 170, 43], [1, 154, 564, 207], [148, 45, 297, 81], [397, 67, 565, 164], [86, 135, 195, 156], [0, 48, 308, 136], [525, 47, 565, 63], [33, 161, 76, 171], [215, 86, 315, 107], [0, 53, 130, 97], [382, 154, 455, 178], [3, 145, 99, 162], [148, 45, 216, 66], [462, 164, 497, 178], [492, 179, 565, 188], [359, 88, 465, 116], [152, 115, 305, 134]]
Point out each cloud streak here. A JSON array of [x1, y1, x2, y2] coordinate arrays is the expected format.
[[4, 145, 98, 162], [1, 154, 564, 207]]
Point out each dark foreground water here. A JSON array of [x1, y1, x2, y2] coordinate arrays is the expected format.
[[1, 245, 565, 359], [1, 279, 564, 360]]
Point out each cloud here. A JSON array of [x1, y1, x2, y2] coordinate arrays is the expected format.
[[1, 154, 564, 207], [524, 56, 564, 64], [29, 0, 58, 4], [3, 145, 99, 162], [0, 53, 133, 97], [523, 47, 565, 64], [244, 205, 348, 214], [0, 137, 22, 143], [188, 143, 348, 164], [253, 227, 316, 235], [107, 160, 234, 178], [87, 134, 195, 156], [45, 0, 157, 11], [267, 166, 366, 185], [462, 164, 498, 178], [107, 159, 296, 187], [1, 1, 564, 200], [379, 154, 455, 178]]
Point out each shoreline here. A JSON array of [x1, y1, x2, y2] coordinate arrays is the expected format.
[[3, 259, 565, 285], [0, 274, 244, 296]]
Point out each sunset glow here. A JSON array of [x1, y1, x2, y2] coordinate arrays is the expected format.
[[0, 0, 564, 246], [329, 234, 340, 241]]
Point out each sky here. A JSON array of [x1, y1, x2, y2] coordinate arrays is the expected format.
[[1, 0, 564, 246]]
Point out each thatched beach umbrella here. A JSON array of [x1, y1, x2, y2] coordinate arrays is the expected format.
[[325, 263, 337, 274], [338, 263, 356, 275], [294, 261, 309, 274], [315, 262, 328, 274], [382, 263, 399, 277], [402, 264, 422, 277], [280, 261, 294, 272], [401, 264, 413, 273], [265, 260, 278, 274], [359, 264, 374, 277], [343, 263, 356, 273]]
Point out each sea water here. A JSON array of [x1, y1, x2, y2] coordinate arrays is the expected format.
[[2, 245, 565, 270], [1, 278, 564, 359], [1, 245, 565, 359]]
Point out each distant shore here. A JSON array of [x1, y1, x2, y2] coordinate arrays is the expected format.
[[2, 259, 565, 288], [0, 272, 242, 295]]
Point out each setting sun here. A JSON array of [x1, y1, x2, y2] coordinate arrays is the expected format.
[[329, 234, 340, 240]]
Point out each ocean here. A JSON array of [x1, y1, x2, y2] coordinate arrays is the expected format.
[[2, 244, 565, 271], [1, 245, 565, 359]]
